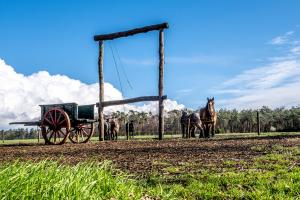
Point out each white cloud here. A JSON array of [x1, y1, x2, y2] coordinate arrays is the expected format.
[[270, 31, 294, 45], [0, 59, 184, 129], [222, 60, 300, 89], [291, 46, 300, 55], [217, 31, 300, 109]]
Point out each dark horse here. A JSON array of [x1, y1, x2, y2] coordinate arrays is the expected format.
[[180, 111, 204, 138], [199, 97, 217, 138], [126, 121, 135, 139]]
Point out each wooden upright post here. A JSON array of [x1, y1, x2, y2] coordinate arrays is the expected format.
[[126, 123, 129, 140], [257, 111, 260, 136], [37, 127, 40, 143], [158, 29, 165, 140], [1, 130, 4, 143], [98, 41, 105, 141]]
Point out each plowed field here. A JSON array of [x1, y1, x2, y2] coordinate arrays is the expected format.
[[1, 135, 300, 175]]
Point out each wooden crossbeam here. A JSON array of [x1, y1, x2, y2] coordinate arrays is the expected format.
[[96, 95, 167, 107], [94, 23, 168, 41]]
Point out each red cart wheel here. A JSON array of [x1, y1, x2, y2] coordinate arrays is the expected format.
[[69, 123, 94, 143], [41, 108, 71, 145]]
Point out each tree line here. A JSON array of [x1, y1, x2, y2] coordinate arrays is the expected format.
[[0, 128, 38, 140], [2, 106, 300, 140], [217, 106, 300, 133], [96, 106, 300, 135]]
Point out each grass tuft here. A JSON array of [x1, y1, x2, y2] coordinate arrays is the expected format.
[[0, 160, 143, 200]]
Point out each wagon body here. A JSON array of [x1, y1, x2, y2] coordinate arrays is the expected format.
[[39, 103, 96, 125], [10, 102, 97, 145]]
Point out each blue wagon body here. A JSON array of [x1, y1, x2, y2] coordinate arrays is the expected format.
[[10, 102, 97, 145], [39, 103, 95, 124]]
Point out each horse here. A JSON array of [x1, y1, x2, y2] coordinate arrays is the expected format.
[[125, 121, 135, 139], [110, 118, 119, 140], [104, 119, 110, 140], [199, 97, 217, 138], [180, 111, 189, 138], [180, 111, 204, 138]]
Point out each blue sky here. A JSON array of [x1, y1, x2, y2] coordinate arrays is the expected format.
[[1, 0, 300, 111]]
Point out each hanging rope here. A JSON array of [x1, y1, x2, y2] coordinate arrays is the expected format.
[[108, 42, 128, 138], [111, 43, 134, 90], [109, 43, 124, 96]]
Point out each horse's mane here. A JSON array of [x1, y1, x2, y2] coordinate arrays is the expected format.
[[205, 101, 215, 118]]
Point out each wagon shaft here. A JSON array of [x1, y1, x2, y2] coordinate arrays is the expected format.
[[9, 121, 40, 126]]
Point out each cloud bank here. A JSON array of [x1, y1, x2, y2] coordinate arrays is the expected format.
[[217, 31, 300, 109], [0, 59, 184, 129]]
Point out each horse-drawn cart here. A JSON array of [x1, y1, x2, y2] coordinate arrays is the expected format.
[[10, 103, 96, 145]]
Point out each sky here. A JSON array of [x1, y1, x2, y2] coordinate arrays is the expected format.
[[1, 0, 300, 128]]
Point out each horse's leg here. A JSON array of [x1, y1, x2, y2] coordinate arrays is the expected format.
[[181, 124, 185, 138], [111, 129, 114, 140], [196, 123, 204, 138], [191, 126, 196, 138], [207, 124, 211, 138], [202, 124, 206, 138], [187, 119, 191, 138], [199, 127, 204, 138], [185, 125, 188, 138], [211, 123, 215, 137], [204, 124, 209, 138]]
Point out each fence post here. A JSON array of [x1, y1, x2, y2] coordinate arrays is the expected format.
[[37, 127, 40, 143], [126, 123, 129, 140], [257, 111, 260, 136], [1, 130, 4, 143]]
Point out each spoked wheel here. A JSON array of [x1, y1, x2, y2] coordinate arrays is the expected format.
[[41, 108, 71, 145], [69, 123, 94, 143]]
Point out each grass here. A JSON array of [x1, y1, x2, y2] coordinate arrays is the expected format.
[[0, 161, 144, 200], [138, 144, 300, 199], [2, 132, 300, 145], [1, 145, 300, 199]]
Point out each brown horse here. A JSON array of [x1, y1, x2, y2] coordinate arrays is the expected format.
[[180, 111, 204, 138], [110, 118, 119, 140], [199, 97, 217, 138]]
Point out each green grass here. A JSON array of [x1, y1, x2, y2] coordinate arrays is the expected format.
[[145, 147, 300, 199], [1, 145, 300, 199], [2, 132, 300, 145], [0, 161, 144, 200], [0, 138, 43, 145]]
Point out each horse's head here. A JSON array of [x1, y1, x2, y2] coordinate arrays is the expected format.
[[206, 97, 215, 117], [181, 110, 188, 116]]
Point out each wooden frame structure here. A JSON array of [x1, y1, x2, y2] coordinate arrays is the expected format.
[[94, 22, 169, 141]]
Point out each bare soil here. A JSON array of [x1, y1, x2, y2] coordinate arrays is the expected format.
[[1, 135, 300, 175]]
